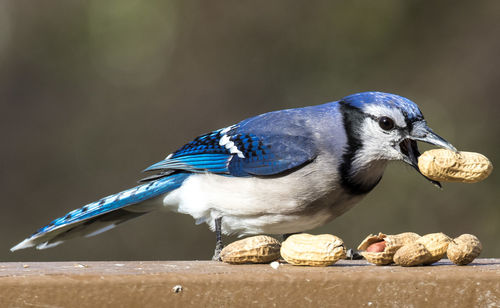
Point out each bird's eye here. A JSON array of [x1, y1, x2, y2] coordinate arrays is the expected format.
[[378, 116, 395, 131]]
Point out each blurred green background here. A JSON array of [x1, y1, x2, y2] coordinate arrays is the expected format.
[[1, 1, 499, 261]]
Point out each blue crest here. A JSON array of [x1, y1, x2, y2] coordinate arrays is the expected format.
[[342, 92, 424, 121]]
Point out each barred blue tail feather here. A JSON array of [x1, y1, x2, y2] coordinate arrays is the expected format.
[[10, 173, 190, 251]]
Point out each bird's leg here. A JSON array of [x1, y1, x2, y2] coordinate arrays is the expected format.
[[212, 217, 224, 261]]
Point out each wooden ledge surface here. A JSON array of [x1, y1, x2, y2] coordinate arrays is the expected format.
[[1, 259, 499, 307]]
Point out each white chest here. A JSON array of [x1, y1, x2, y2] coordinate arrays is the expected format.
[[162, 154, 363, 235]]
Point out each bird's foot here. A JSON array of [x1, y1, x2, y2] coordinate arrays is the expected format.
[[346, 249, 364, 260], [212, 242, 224, 261]]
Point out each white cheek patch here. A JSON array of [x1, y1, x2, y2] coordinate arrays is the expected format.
[[356, 118, 402, 162], [363, 105, 407, 128]]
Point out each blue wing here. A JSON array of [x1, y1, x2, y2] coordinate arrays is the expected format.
[[143, 121, 318, 178], [11, 106, 322, 251]]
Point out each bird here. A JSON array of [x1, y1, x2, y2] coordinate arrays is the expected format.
[[11, 91, 456, 260]]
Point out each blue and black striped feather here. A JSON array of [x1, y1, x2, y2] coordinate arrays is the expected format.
[[143, 125, 317, 178], [229, 134, 317, 176]]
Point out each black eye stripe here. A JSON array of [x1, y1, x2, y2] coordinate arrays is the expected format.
[[364, 113, 405, 131]]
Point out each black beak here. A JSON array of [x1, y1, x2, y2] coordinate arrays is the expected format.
[[399, 121, 457, 188], [399, 139, 442, 187]]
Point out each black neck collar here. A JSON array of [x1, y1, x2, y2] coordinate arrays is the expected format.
[[338, 102, 384, 195]]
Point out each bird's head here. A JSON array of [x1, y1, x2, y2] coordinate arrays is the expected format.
[[339, 92, 456, 188]]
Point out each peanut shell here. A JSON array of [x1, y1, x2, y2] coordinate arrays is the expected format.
[[447, 234, 482, 265], [361, 251, 394, 265], [281, 233, 346, 266], [418, 149, 493, 183], [357, 233, 386, 250], [358, 232, 420, 265], [384, 232, 421, 254], [220, 235, 281, 264], [393, 242, 432, 267], [416, 232, 451, 264], [358, 233, 392, 265]]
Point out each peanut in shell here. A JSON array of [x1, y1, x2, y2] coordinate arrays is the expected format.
[[418, 149, 493, 183], [393, 242, 432, 267], [361, 251, 395, 265], [416, 232, 452, 265], [357, 233, 386, 251], [358, 233, 392, 265], [447, 234, 482, 265], [281, 233, 346, 266], [220, 235, 281, 264], [358, 232, 420, 265], [384, 232, 421, 252]]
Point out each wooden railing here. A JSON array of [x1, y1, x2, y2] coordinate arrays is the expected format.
[[1, 259, 499, 307]]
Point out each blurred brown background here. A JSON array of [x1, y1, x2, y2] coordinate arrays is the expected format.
[[1, 1, 499, 261]]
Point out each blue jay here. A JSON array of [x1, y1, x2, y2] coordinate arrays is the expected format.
[[11, 92, 456, 260]]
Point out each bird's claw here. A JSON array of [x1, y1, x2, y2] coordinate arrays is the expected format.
[[212, 242, 224, 261]]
